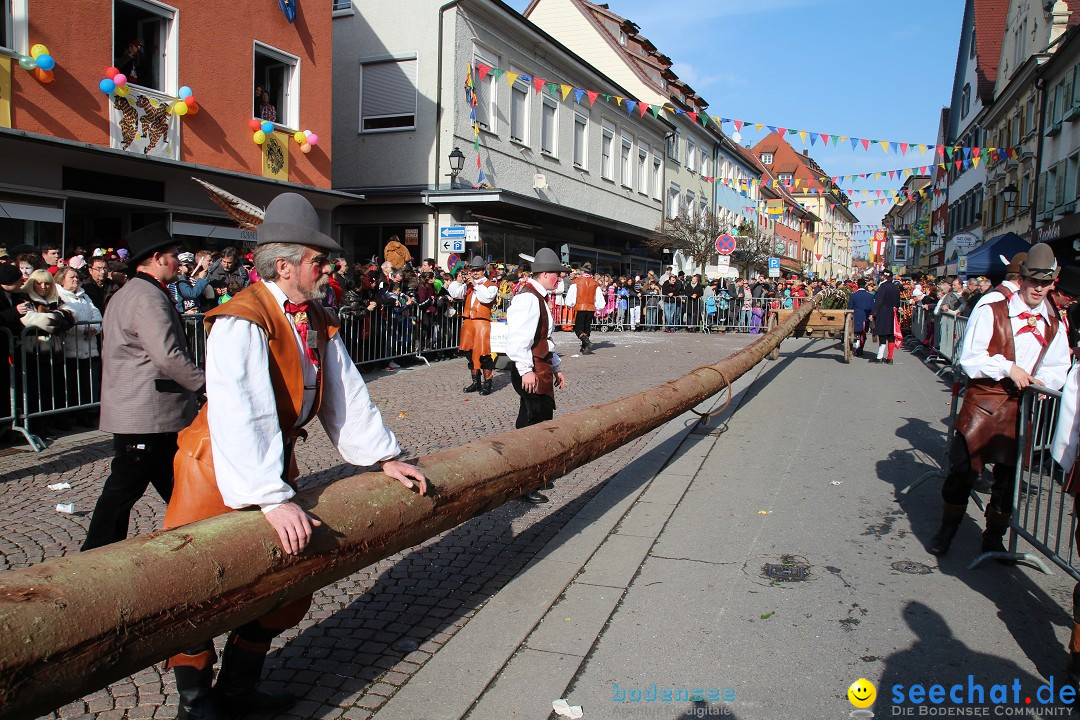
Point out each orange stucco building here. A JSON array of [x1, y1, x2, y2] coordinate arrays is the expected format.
[[0, 0, 346, 252]]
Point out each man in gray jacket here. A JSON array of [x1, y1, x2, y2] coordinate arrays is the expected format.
[[81, 223, 205, 550]]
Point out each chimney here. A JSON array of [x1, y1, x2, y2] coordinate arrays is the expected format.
[[803, 149, 809, 157], [1051, 0, 1071, 46]]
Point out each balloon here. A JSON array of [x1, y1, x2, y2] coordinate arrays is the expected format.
[[183, 95, 196, 107], [253, 130, 266, 145], [112, 73, 126, 87], [115, 85, 130, 98], [34, 68, 54, 84], [306, 133, 318, 146], [34, 54, 55, 71], [173, 101, 188, 116], [99, 78, 116, 94], [260, 121, 274, 134], [303, 129, 311, 137], [178, 86, 192, 99], [187, 101, 199, 115], [105, 66, 119, 79], [18, 56, 36, 71], [248, 118, 262, 131], [300, 143, 312, 154], [30, 44, 48, 59], [293, 131, 306, 144]]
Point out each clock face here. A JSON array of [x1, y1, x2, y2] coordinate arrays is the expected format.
[[774, 240, 787, 255]]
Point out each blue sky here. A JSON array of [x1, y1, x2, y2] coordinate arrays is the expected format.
[[507, 0, 966, 247]]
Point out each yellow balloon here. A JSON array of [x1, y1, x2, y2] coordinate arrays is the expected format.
[[173, 101, 188, 116], [293, 131, 306, 144], [115, 85, 130, 98], [253, 130, 266, 145], [30, 44, 48, 59]]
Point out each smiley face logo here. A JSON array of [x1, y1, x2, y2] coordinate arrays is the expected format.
[[848, 678, 876, 708]]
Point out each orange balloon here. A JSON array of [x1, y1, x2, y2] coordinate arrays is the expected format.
[[187, 101, 199, 115], [34, 68, 54, 84]]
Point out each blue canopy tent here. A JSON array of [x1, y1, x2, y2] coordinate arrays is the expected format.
[[960, 232, 1031, 277]]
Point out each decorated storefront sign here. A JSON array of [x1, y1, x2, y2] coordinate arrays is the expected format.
[[262, 131, 289, 181], [0, 57, 11, 129], [109, 88, 180, 160]]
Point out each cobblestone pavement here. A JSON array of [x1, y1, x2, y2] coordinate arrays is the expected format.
[[0, 329, 753, 720]]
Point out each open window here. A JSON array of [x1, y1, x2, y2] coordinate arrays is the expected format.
[[113, 0, 176, 93], [0, 0, 21, 52], [360, 55, 416, 132], [255, 42, 299, 128]]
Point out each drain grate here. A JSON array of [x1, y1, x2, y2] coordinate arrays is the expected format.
[[391, 638, 419, 653], [762, 555, 811, 582], [891, 560, 932, 575]]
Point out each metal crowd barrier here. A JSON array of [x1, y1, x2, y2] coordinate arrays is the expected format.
[[968, 385, 1075, 576], [336, 300, 464, 368], [14, 322, 102, 452], [591, 295, 778, 334]]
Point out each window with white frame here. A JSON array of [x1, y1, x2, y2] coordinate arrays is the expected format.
[[686, 190, 696, 219], [686, 138, 697, 172], [667, 183, 681, 220], [637, 144, 649, 195], [668, 129, 681, 162], [113, 0, 178, 93], [620, 134, 633, 187], [541, 96, 558, 156], [573, 111, 588, 169], [601, 120, 615, 180], [652, 152, 662, 201], [510, 71, 529, 144], [359, 56, 418, 133], [779, 173, 793, 186], [1, 0, 26, 52], [472, 47, 497, 133], [760, 152, 773, 165], [700, 149, 710, 178], [255, 43, 300, 128], [699, 196, 708, 222]]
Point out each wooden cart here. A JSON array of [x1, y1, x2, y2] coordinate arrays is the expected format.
[[766, 307, 855, 363]]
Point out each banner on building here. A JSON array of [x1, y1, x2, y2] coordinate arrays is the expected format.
[[0, 57, 11, 129], [765, 199, 784, 216], [262, 131, 289, 181], [871, 230, 887, 261], [109, 88, 180, 160]]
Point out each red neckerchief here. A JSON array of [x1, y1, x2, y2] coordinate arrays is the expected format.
[[1016, 311, 1048, 347], [283, 300, 320, 367]]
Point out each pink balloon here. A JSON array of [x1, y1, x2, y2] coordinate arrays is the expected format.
[[113, 73, 127, 87], [306, 133, 319, 146]]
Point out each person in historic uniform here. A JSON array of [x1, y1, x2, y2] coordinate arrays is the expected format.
[[448, 255, 499, 395], [928, 244, 1069, 559], [869, 270, 901, 364], [162, 193, 427, 720], [846, 278, 875, 358], [82, 223, 204, 550], [564, 262, 605, 354], [505, 248, 566, 504]]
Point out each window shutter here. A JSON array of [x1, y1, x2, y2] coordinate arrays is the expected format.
[[362, 59, 417, 123]]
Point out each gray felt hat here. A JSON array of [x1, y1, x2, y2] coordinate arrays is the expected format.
[[1020, 243, 1059, 281], [530, 247, 565, 273], [257, 193, 343, 252]]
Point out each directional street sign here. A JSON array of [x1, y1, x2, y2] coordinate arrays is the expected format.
[[440, 226, 467, 239], [440, 237, 465, 252], [715, 233, 736, 256], [768, 257, 780, 270]]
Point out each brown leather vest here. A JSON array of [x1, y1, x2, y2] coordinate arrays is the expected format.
[[462, 279, 497, 320], [992, 283, 1015, 301], [164, 282, 340, 529], [955, 299, 1058, 471], [573, 276, 600, 312], [520, 284, 554, 397]]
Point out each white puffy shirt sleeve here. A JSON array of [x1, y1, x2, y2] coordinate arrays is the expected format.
[[595, 286, 606, 309], [472, 279, 498, 303], [206, 316, 296, 510], [958, 303, 1012, 381], [317, 332, 401, 465], [506, 291, 539, 375], [448, 280, 467, 300], [565, 282, 577, 308]]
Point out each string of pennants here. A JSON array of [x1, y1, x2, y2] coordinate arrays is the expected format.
[[464, 65, 493, 188], [470, 64, 1017, 158]]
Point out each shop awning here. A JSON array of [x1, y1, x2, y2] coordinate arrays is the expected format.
[[960, 232, 1031, 277]]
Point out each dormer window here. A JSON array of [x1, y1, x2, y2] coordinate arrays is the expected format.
[[761, 153, 774, 165], [619, 30, 627, 46]]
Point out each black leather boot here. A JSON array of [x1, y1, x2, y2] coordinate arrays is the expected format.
[[463, 372, 482, 393], [480, 378, 493, 396], [982, 508, 1015, 563], [175, 666, 231, 720], [927, 503, 966, 556], [215, 639, 297, 716]]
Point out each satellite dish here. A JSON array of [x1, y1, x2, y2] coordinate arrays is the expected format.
[[533, 173, 548, 190], [731, 131, 742, 144]]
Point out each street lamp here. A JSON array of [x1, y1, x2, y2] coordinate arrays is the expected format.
[[448, 147, 466, 184], [1002, 183, 1030, 212]]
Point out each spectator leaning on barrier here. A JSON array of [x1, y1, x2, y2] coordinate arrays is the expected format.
[[82, 255, 117, 314], [162, 192, 427, 720], [928, 243, 1070, 559], [81, 223, 205, 552], [0, 263, 25, 336]]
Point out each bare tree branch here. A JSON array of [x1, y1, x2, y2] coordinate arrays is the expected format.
[[646, 209, 737, 274], [729, 221, 773, 279]]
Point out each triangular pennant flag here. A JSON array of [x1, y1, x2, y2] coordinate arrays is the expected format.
[[890, 142, 899, 154], [687, 111, 698, 124], [962, 147, 971, 159], [888, 170, 895, 180], [972, 155, 981, 168], [546, 82, 560, 97], [492, 68, 505, 83], [625, 99, 637, 115], [532, 77, 547, 94], [798, 130, 808, 143], [699, 114, 709, 127], [777, 127, 787, 138], [638, 102, 649, 118], [809, 132, 819, 146], [954, 159, 963, 170], [650, 106, 661, 118], [767, 125, 778, 135], [573, 88, 585, 103], [900, 142, 908, 155], [881, 142, 889, 154], [602, 94, 612, 102], [477, 64, 491, 82], [850, 137, 859, 150], [614, 96, 623, 106], [587, 90, 599, 106], [972, 147, 981, 158], [820, 133, 830, 145], [734, 120, 744, 132], [861, 138, 870, 150], [755, 123, 764, 131], [505, 71, 520, 88]]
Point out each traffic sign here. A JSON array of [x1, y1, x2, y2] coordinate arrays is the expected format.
[[446, 253, 461, 271], [768, 257, 780, 270], [715, 233, 736, 256], [440, 237, 465, 252], [440, 226, 467, 239]]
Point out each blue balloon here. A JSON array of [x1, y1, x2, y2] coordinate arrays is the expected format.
[[178, 86, 192, 99], [35, 54, 55, 71], [99, 78, 116, 94], [261, 121, 274, 134]]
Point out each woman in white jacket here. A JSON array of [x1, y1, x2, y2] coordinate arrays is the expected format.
[[55, 267, 103, 420]]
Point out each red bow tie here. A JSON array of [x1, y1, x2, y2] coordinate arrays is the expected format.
[[1015, 311, 1048, 347], [283, 300, 309, 315], [284, 301, 319, 366]]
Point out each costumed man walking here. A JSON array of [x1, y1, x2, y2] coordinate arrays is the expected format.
[[505, 248, 566, 504], [161, 193, 427, 720], [82, 223, 204, 550], [448, 256, 498, 395], [846, 279, 875, 358], [928, 244, 1069, 558], [870, 270, 901, 364], [564, 262, 605, 354]]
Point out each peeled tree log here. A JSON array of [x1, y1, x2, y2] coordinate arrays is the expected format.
[[0, 298, 818, 720]]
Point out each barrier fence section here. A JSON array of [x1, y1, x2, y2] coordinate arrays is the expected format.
[[590, 296, 780, 334], [968, 385, 1078, 576]]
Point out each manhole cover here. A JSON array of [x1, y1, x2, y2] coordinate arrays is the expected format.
[[891, 560, 932, 575], [762, 555, 811, 582], [392, 638, 419, 653]]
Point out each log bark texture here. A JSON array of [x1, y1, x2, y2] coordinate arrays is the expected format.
[[0, 299, 817, 719]]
